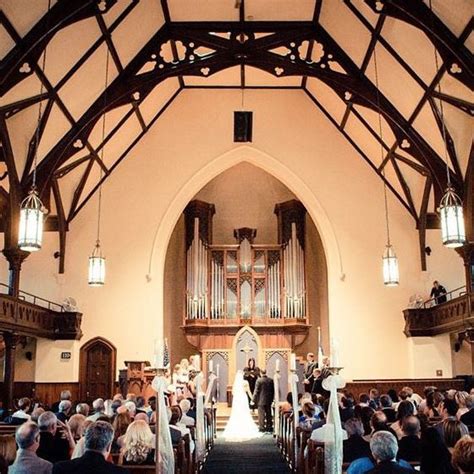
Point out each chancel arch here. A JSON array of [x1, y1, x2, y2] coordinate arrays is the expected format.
[[163, 157, 330, 384], [156, 146, 340, 359]]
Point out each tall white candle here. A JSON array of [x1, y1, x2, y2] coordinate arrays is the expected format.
[[216, 364, 220, 378], [275, 358, 280, 372], [330, 337, 340, 367], [209, 359, 213, 373], [290, 353, 296, 371], [193, 354, 201, 372]]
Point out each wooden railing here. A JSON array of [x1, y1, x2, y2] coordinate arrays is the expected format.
[[403, 293, 473, 337], [0, 293, 82, 340]]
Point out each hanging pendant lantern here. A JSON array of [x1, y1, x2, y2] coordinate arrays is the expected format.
[[382, 244, 399, 287], [439, 186, 466, 248], [18, 188, 44, 252], [88, 241, 105, 286]]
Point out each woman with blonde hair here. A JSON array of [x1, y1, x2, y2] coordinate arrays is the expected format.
[[68, 413, 86, 441], [0, 434, 16, 473], [121, 419, 155, 465], [455, 391, 470, 419]]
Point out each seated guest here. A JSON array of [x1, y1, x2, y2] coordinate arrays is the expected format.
[[11, 398, 31, 424], [443, 419, 469, 453], [51, 391, 71, 414], [420, 427, 455, 474], [340, 396, 355, 423], [52, 421, 129, 473], [70, 420, 93, 459], [455, 391, 470, 420], [55, 400, 72, 423], [359, 406, 375, 436], [424, 390, 444, 418], [452, 436, 474, 474], [298, 401, 321, 431], [0, 433, 17, 473], [459, 395, 474, 427], [359, 393, 370, 407], [36, 412, 74, 463], [366, 412, 397, 440], [392, 401, 415, 440], [75, 403, 89, 417], [9, 422, 52, 474], [167, 408, 182, 446], [68, 414, 86, 442], [178, 399, 195, 427], [347, 431, 413, 473], [87, 398, 106, 421], [121, 420, 155, 465], [434, 399, 462, 441], [387, 389, 400, 410], [402, 386, 422, 408], [343, 418, 371, 463], [124, 401, 136, 419], [398, 390, 416, 413], [369, 389, 381, 410], [380, 395, 396, 423], [397, 416, 421, 462], [135, 397, 147, 415], [112, 412, 132, 453], [31, 407, 45, 423]]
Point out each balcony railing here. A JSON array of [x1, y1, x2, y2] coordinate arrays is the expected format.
[[404, 290, 473, 337]]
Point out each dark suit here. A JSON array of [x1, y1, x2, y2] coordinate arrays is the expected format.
[[304, 361, 317, 393], [52, 451, 130, 473], [343, 435, 371, 462], [367, 460, 414, 473], [460, 408, 474, 427], [252, 375, 274, 431], [37, 431, 70, 464], [398, 435, 421, 462]]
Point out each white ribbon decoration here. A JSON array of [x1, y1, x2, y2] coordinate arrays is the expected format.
[[151, 375, 175, 474], [195, 372, 206, 461]]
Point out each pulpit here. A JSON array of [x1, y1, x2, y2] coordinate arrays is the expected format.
[[119, 361, 156, 400]]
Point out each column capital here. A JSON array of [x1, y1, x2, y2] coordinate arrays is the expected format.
[[2, 248, 29, 269]]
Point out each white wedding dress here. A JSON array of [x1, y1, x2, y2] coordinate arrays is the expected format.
[[223, 370, 263, 442]]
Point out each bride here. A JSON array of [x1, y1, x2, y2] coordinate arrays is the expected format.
[[223, 370, 263, 442]]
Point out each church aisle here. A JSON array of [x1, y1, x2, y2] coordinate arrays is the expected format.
[[202, 434, 290, 474]]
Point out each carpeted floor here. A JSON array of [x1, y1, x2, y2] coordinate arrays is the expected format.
[[202, 433, 291, 474]]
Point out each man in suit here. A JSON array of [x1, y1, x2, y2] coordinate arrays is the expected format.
[[53, 421, 129, 473], [303, 352, 316, 393], [252, 369, 274, 432], [9, 422, 53, 474]]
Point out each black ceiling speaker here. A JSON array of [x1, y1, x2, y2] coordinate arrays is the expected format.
[[234, 111, 253, 142]]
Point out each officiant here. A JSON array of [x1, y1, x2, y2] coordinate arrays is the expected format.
[[243, 358, 261, 402]]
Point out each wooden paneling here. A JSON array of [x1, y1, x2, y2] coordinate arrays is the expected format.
[[345, 378, 465, 400], [34, 383, 79, 407]]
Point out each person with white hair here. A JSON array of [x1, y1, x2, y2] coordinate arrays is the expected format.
[[37, 412, 75, 464], [56, 400, 72, 423], [347, 431, 414, 474], [179, 399, 195, 427], [87, 398, 106, 421], [124, 401, 136, 418], [9, 422, 53, 474]]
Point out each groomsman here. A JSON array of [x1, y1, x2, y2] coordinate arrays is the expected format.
[[252, 370, 274, 432], [303, 352, 317, 393]]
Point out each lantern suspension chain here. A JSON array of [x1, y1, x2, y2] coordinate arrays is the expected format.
[[96, 48, 110, 246], [373, 47, 391, 246], [32, 0, 51, 189]]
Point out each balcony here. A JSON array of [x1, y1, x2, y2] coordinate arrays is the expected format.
[[0, 283, 82, 340], [403, 288, 473, 337]]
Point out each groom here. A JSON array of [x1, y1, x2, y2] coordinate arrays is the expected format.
[[252, 369, 274, 432]]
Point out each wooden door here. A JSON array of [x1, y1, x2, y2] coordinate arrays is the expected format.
[[79, 338, 116, 401]]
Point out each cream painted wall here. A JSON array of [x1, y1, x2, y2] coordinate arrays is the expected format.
[[408, 335, 453, 379], [7, 89, 465, 382], [0, 338, 36, 382]]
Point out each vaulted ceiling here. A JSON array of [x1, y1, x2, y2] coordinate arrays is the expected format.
[[0, 0, 472, 271]]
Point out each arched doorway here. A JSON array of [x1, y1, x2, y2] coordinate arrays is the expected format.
[[79, 337, 116, 401]]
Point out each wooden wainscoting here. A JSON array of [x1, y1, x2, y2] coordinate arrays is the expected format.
[[34, 382, 80, 407]]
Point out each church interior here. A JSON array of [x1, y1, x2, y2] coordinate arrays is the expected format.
[[0, 0, 472, 472]]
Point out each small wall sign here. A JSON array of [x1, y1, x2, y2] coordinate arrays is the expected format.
[[60, 352, 72, 361]]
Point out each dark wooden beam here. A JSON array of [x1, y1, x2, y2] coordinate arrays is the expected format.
[[0, 0, 118, 95], [365, 0, 473, 90], [431, 90, 474, 117]]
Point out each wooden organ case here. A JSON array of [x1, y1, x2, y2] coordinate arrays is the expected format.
[[182, 199, 310, 389]]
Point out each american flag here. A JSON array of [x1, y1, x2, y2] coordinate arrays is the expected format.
[[163, 338, 170, 369]]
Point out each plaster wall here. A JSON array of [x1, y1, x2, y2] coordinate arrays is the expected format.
[[5, 89, 464, 381]]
